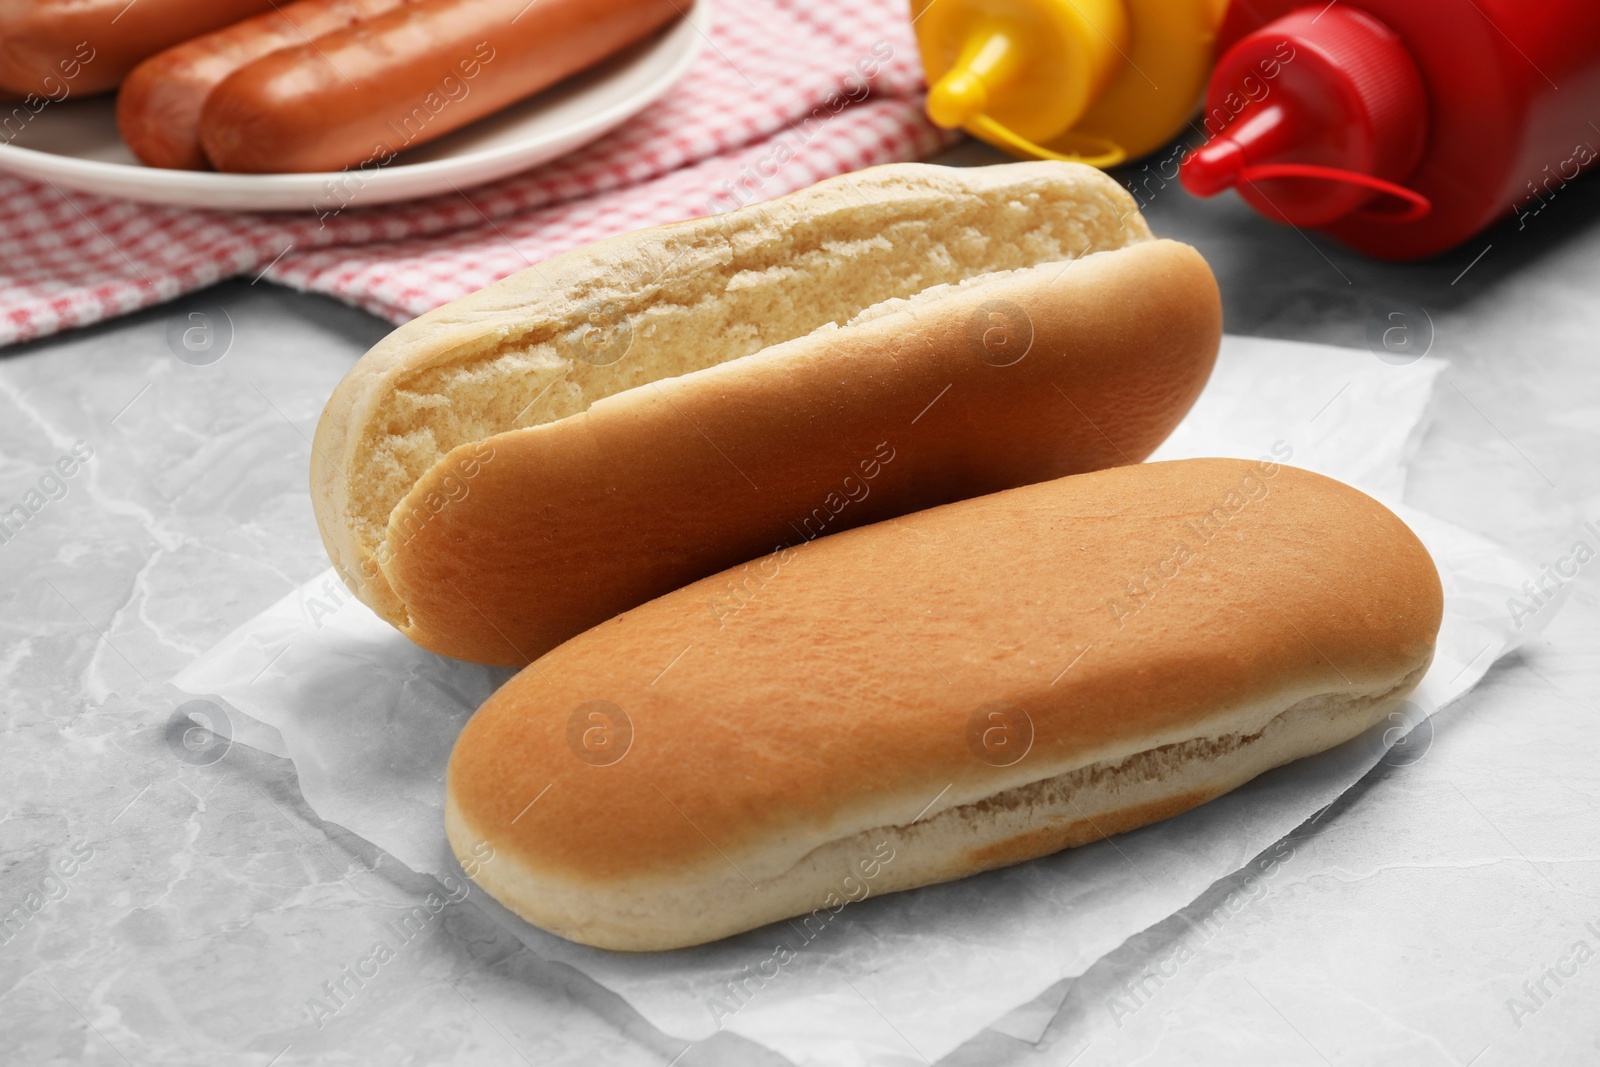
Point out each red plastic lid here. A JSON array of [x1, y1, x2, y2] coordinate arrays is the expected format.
[[1180, 5, 1431, 227]]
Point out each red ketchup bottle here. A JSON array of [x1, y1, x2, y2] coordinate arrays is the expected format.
[[1178, 0, 1600, 260]]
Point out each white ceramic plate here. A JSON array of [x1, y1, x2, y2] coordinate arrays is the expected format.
[[0, 1, 707, 212]]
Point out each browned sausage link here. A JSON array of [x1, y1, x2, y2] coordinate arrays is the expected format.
[[118, 0, 415, 170], [0, 0, 279, 96], [199, 0, 689, 173]]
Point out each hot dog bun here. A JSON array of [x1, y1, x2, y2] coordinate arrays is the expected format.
[[311, 162, 1221, 666], [199, 0, 685, 173], [0, 0, 275, 97], [118, 0, 409, 170], [445, 458, 1444, 951]]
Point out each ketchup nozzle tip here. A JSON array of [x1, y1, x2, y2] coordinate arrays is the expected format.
[[1180, 137, 1245, 198]]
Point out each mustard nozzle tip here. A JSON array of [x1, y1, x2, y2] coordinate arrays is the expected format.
[[927, 69, 987, 129]]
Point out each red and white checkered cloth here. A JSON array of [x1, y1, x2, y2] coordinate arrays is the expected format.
[[0, 0, 956, 348]]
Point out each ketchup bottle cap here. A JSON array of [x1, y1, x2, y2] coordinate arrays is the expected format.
[[1180, 5, 1430, 227]]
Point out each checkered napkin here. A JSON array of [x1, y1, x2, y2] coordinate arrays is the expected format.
[[0, 0, 955, 348]]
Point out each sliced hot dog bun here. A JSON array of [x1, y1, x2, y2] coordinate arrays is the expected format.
[[312, 161, 1220, 665], [445, 459, 1445, 951]]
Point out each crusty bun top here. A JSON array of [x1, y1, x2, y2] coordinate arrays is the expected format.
[[378, 236, 1218, 664], [311, 161, 1157, 629], [447, 459, 1443, 891]]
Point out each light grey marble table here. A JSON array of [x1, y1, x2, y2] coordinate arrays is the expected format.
[[3, 141, 1597, 1066]]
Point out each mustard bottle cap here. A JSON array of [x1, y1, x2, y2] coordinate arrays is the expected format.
[[915, 0, 1129, 163], [912, 0, 1226, 168]]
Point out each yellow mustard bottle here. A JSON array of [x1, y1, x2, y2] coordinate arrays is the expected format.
[[912, 0, 1228, 167]]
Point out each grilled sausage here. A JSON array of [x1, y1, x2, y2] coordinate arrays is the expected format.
[[0, 0, 276, 96], [199, 0, 687, 173], [118, 0, 413, 170]]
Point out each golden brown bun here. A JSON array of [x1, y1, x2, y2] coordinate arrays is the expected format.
[[310, 161, 1220, 665], [445, 459, 1444, 951]]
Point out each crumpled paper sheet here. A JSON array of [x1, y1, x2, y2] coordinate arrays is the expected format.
[[174, 335, 1558, 1066]]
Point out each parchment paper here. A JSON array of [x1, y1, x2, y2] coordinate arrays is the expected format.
[[174, 335, 1559, 1066]]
